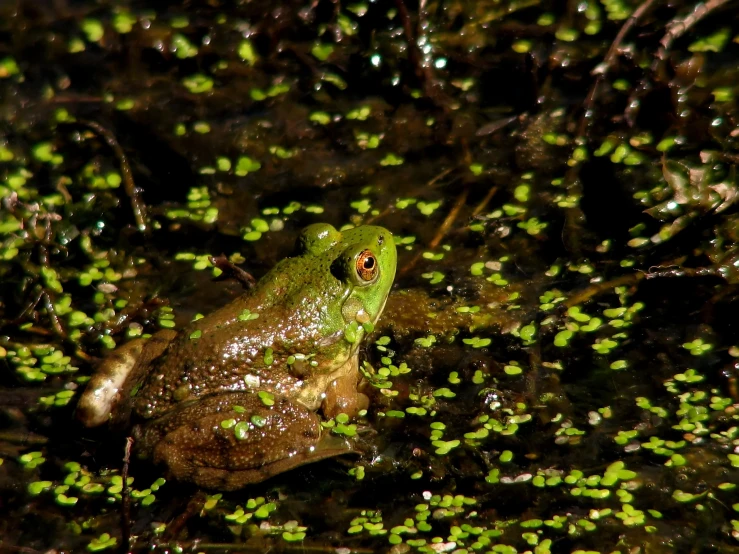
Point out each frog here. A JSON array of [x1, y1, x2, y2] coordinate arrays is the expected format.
[[77, 223, 396, 490]]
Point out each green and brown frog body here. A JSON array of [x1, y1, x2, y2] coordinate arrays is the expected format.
[[77, 223, 396, 490]]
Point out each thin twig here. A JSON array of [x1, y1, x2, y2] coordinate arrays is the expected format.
[[446, 185, 498, 237], [210, 255, 256, 290], [15, 288, 44, 323], [429, 187, 469, 250], [0, 430, 49, 444], [392, 0, 449, 108], [394, 0, 425, 85], [364, 166, 455, 225], [78, 120, 149, 234], [644, 265, 724, 280], [41, 290, 66, 338], [400, 185, 469, 275], [562, 1, 658, 252], [471, 186, 499, 218], [577, 0, 659, 140], [50, 95, 104, 104], [563, 273, 644, 308], [151, 542, 374, 553], [120, 436, 134, 554], [37, 227, 68, 338], [54, 176, 73, 203], [652, 0, 732, 74]]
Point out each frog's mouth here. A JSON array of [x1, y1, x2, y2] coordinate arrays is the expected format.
[[373, 294, 389, 325]]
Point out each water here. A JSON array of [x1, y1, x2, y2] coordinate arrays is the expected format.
[[1, 1, 739, 552]]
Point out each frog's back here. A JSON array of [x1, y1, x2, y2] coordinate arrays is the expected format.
[[132, 258, 347, 420]]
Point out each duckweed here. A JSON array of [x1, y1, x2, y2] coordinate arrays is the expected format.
[[4, 2, 739, 552], [87, 533, 117, 552]]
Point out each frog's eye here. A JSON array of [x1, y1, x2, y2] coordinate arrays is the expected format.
[[332, 246, 380, 286], [356, 249, 378, 283]]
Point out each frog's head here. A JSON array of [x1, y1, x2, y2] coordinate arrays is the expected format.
[[297, 223, 396, 329]]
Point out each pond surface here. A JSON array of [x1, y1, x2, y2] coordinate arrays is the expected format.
[[2, 1, 739, 552]]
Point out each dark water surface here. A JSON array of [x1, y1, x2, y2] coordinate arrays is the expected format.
[[2, 1, 739, 552]]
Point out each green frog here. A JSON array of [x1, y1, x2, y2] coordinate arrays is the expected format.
[[77, 223, 397, 490]]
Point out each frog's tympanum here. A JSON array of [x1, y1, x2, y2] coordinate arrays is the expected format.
[[77, 224, 396, 490]]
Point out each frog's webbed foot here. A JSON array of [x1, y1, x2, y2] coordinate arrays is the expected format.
[[138, 392, 357, 490]]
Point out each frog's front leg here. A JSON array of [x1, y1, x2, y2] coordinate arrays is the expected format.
[[321, 355, 369, 419], [136, 392, 356, 490]]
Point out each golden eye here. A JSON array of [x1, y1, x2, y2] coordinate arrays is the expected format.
[[356, 249, 378, 282]]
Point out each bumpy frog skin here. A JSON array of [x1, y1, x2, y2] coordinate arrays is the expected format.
[[77, 223, 396, 490]]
